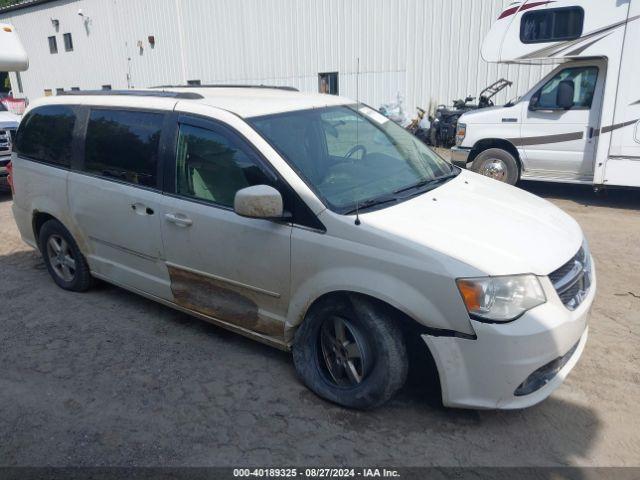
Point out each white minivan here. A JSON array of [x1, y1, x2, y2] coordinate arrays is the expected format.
[[9, 87, 595, 409]]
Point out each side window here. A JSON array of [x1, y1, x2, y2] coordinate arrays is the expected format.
[[176, 123, 273, 207], [521, 7, 584, 44], [84, 109, 163, 188], [14, 105, 76, 167], [536, 67, 598, 110]]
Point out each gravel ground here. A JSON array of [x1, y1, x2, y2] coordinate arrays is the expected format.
[[0, 183, 639, 467]]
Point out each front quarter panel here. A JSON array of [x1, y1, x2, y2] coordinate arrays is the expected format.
[[287, 211, 479, 339]]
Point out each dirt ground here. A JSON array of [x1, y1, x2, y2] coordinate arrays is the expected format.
[[0, 182, 639, 467]]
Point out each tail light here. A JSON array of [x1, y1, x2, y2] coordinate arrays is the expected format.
[[6, 160, 14, 194]]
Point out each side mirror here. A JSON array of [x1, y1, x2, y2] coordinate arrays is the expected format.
[[529, 93, 540, 111], [557, 80, 575, 110], [234, 185, 286, 220]]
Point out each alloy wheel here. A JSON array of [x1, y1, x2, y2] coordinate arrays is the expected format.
[[46, 234, 76, 282], [319, 315, 372, 386]]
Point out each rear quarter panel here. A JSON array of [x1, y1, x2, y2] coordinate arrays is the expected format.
[[11, 156, 73, 249]]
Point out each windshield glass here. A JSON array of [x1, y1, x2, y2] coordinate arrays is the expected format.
[[250, 105, 455, 213]]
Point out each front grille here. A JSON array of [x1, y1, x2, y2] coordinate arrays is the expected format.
[[0, 129, 13, 155], [549, 246, 592, 310]]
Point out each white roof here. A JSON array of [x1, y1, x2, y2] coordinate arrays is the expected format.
[[27, 87, 353, 119], [164, 87, 353, 117]]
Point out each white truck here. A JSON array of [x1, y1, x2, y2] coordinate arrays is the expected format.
[[0, 22, 27, 189], [452, 0, 640, 188]]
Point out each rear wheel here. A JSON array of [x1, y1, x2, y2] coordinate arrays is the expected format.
[[292, 295, 408, 409], [39, 219, 93, 292], [471, 147, 519, 185]]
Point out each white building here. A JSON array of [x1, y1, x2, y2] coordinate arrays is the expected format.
[[1, 0, 552, 114]]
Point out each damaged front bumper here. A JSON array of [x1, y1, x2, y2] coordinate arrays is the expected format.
[[423, 271, 595, 410]]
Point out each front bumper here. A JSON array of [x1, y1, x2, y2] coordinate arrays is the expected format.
[[450, 146, 471, 168], [423, 264, 596, 409]]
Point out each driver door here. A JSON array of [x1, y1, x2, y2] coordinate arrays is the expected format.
[[159, 114, 292, 344], [521, 63, 605, 180]]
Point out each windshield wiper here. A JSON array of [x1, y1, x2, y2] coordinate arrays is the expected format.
[[392, 171, 458, 195], [344, 196, 399, 215]]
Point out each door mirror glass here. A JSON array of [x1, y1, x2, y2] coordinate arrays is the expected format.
[[234, 185, 284, 219], [557, 80, 575, 110], [529, 93, 540, 111]]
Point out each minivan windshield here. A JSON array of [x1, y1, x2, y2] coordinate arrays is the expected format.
[[250, 105, 456, 214]]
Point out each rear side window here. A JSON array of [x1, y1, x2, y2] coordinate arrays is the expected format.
[[84, 109, 163, 188], [521, 7, 584, 44], [15, 105, 76, 167]]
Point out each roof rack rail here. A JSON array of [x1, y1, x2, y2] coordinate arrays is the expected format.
[[58, 89, 204, 100], [152, 84, 300, 92]]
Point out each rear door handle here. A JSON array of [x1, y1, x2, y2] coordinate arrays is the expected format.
[[164, 213, 193, 227]]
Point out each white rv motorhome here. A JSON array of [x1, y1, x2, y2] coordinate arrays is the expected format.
[[0, 23, 27, 189], [0, 23, 28, 72], [452, 0, 640, 188]]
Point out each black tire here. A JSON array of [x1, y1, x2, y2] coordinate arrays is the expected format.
[[292, 295, 408, 410], [39, 219, 93, 292], [471, 147, 520, 185]]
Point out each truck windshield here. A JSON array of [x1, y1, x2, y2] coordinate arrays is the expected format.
[[250, 105, 456, 214]]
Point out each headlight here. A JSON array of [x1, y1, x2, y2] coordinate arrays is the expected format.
[[456, 274, 546, 322], [455, 123, 466, 146]]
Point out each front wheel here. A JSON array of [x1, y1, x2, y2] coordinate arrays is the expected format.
[[470, 148, 519, 185], [292, 295, 408, 409]]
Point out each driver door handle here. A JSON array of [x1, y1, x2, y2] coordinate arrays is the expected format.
[[164, 213, 193, 227]]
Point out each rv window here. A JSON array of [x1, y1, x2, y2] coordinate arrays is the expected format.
[[536, 67, 598, 110], [521, 7, 584, 44]]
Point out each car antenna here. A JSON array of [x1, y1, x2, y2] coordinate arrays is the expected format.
[[354, 56, 361, 226]]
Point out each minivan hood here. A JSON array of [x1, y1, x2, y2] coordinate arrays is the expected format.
[[363, 170, 583, 276]]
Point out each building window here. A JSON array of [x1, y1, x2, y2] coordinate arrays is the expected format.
[[56, 88, 64, 95], [187, 80, 202, 86], [318, 72, 339, 95], [63, 33, 73, 52], [521, 7, 584, 44], [44, 89, 53, 97], [71, 87, 80, 91], [48, 36, 58, 54], [101, 85, 112, 91]]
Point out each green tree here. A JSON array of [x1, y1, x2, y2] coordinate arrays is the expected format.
[[0, 0, 22, 8]]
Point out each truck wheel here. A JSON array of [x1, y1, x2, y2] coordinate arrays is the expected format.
[[39, 219, 93, 292], [292, 295, 408, 410], [471, 148, 519, 185]]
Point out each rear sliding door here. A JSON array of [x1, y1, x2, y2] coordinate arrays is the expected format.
[[67, 107, 172, 299]]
